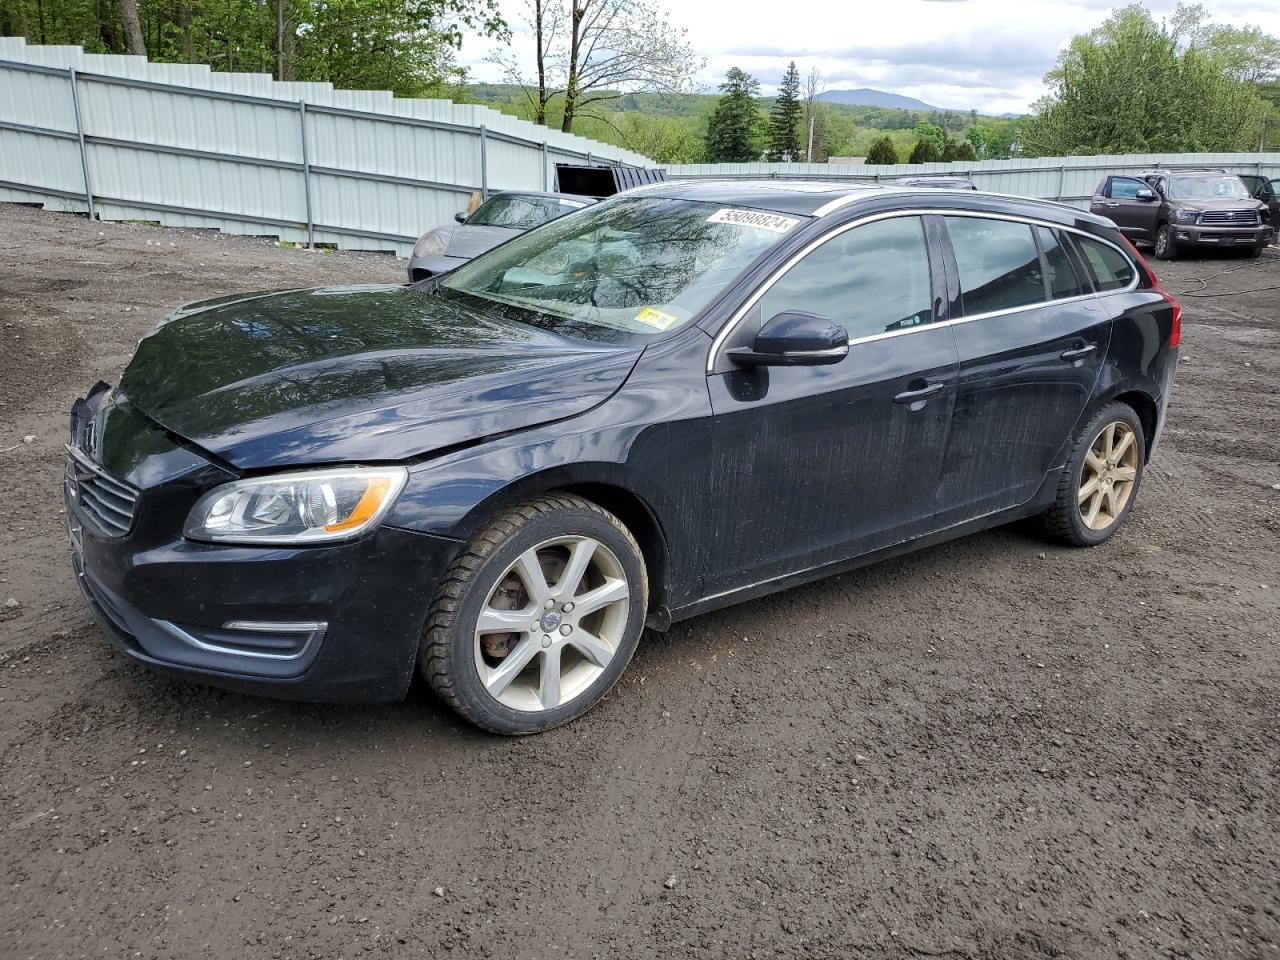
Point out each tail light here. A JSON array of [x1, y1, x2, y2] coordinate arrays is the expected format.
[[1119, 234, 1182, 348], [1163, 290, 1183, 348]]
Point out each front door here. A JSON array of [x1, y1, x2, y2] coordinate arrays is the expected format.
[[1093, 176, 1161, 241], [932, 216, 1112, 527], [702, 214, 959, 596]]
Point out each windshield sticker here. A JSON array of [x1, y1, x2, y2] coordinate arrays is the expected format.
[[635, 307, 680, 331], [705, 208, 802, 234]]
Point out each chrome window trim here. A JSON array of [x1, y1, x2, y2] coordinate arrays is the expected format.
[[706, 207, 1141, 374]]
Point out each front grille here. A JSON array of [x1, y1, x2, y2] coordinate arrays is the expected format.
[[65, 446, 140, 539], [1199, 209, 1260, 225]]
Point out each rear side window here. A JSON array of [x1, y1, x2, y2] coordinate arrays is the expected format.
[[1076, 237, 1136, 292], [1107, 177, 1147, 199], [1038, 227, 1086, 299], [944, 216, 1045, 315], [758, 215, 933, 340]]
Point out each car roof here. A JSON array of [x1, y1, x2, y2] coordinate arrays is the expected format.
[[618, 179, 891, 216], [618, 178, 1115, 229]]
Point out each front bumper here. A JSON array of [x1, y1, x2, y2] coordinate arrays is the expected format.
[[406, 253, 469, 282], [1172, 223, 1273, 247], [71, 518, 460, 702], [65, 392, 463, 702]]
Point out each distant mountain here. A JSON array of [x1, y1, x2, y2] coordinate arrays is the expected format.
[[818, 88, 941, 111]]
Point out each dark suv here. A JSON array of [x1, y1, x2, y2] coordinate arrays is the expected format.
[[1090, 169, 1273, 259]]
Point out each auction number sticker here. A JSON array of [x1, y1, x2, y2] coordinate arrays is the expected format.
[[706, 208, 801, 234]]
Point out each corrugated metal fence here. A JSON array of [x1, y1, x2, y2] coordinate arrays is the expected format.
[[0, 38, 651, 257], [664, 155, 1280, 209], [4, 37, 1279, 256]]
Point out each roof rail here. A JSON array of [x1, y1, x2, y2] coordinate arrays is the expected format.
[[1141, 167, 1229, 175]]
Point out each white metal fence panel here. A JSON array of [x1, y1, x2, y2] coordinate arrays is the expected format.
[[665, 154, 1280, 208], [0, 38, 651, 256]]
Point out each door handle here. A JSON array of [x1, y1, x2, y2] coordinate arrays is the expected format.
[[1060, 343, 1097, 362], [893, 381, 947, 404]]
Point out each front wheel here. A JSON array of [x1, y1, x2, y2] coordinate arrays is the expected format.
[[1154, 224, 1178, 260], [1242, 244, 1264, 259], [419, 494, 647, 735], [1043, 403, 1146, 547]]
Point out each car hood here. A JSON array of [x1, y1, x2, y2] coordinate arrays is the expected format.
[[118, 284, 642, 470], [445, 224, 521, 259]]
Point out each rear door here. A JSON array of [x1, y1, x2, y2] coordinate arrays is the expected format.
[[1093, 176, 1160, 241], [701, 213, 958, 594], [932, 215, 1113, 527]]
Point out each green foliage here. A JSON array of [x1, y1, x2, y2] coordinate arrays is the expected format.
[[767, 61, 803, 161], [865, 136, 899, 165], [0, 0, 506, 97], [466, 80, 1018, 163], [614, 113, 705, 163], [912, 122, 945, 155], [942, 138, 977, 161], [706, 67, 763, 162], [1023, 3, 1272, 156], [908, 139, 941, 164]]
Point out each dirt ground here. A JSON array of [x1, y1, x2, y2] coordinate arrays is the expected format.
[[1, 202, 1278, 960]]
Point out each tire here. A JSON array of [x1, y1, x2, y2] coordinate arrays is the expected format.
[[1242, 244, 1264, 259], [418, 493, 648, 735], [1154, 224, 1178, 260], [1043, 402, 1146, 547]]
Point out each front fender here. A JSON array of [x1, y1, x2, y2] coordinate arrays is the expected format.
[[382, 328, 717, 609]]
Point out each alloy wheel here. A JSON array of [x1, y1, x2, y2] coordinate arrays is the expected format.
[[1078, 421, 1139, 531], [473, 536, 631, 712]]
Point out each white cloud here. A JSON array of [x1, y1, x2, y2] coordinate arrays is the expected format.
[[460, 0, 1280, 114]]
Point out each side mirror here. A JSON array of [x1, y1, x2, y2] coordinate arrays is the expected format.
[[1135, 188, 1157, 201], [454, 211, 469, 224], [727, 311, 849, 367]]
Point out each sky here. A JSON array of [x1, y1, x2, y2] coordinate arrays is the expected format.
[[459, 0, 1280, 115]]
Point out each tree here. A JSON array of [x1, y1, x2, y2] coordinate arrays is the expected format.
[[801, 66, 826, 162], [767, 60, 802, 161], [1, 0, 507, 98], [705, 67, 762, 162], [865, 136, 898, 165], [941, 138, 977, 161], [1022, 3, 1271, 156], [616, 113, 704, 162], [912, 122, 945, 156], [908, 139, 941, 163], [119, 0, 145, 54], [489, 0, 701, 132]]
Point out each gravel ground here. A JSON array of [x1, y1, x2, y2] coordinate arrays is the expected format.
[[1, 203, 1278, 960]]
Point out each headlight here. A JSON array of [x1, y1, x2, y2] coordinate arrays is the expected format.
[[184, 467, 408, 545], [413, 229, 450, 258], [1174, 210, 1199, 222]]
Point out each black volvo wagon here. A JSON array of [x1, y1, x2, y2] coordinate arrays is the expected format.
[[66, 181, 1181, 733]]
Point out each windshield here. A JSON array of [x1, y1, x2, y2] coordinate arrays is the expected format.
[[440, 197, 800, 338], [467, 194, 587, 230], [1168, 176, 1251, 201]]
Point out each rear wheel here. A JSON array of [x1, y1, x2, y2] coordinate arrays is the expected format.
[[419, 494, 647, 735], [1043, 402, 1146, 547], [1154, 224, 1178, 260]]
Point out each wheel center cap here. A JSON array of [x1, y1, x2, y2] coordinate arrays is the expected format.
[[539, 611, 562, 632]]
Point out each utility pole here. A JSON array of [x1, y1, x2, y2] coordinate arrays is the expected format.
[[807, 114, 815, 163]]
